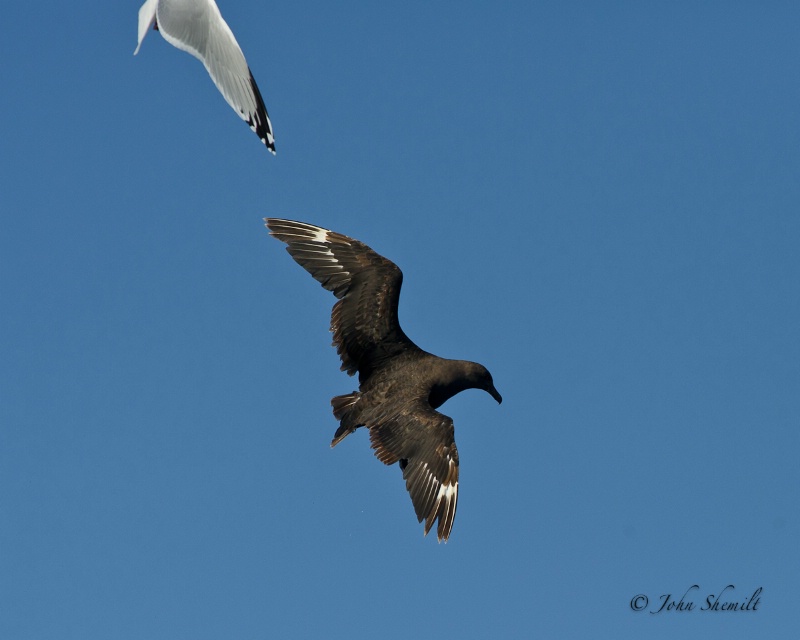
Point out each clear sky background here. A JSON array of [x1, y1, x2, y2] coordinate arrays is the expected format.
[[1, 2, 798, 638]]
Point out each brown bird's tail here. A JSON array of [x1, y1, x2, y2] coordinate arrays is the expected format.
[[330, 392, 361, 447]]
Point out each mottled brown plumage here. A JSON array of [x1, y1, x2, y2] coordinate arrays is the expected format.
[[266, 219, 502, 541]]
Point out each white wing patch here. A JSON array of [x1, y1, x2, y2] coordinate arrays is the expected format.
[[420, 458, 459, 542], [281, 221, 337, 245], [270, 222, 348, 268]]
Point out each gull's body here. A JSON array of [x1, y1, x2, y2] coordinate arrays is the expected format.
[[135, 0, 275, 153]]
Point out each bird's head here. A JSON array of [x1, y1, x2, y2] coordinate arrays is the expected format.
[[467, 363, 502, 404]]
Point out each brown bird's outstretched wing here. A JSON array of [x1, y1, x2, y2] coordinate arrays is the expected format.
[[368, 402, 460, 542], [266, 219, 418, 380]]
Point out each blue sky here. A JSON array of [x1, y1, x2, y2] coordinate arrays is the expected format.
[[2, 1, 798, 638]]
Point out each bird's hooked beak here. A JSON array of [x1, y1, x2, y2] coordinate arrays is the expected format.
[[489, 385, 502, 404]]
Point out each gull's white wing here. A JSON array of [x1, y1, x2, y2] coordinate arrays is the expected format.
[[134, 0, 158, 55], [135, 0, 275, 153]]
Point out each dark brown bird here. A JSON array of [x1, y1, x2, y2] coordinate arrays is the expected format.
[[266, 219, 502, 541]]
